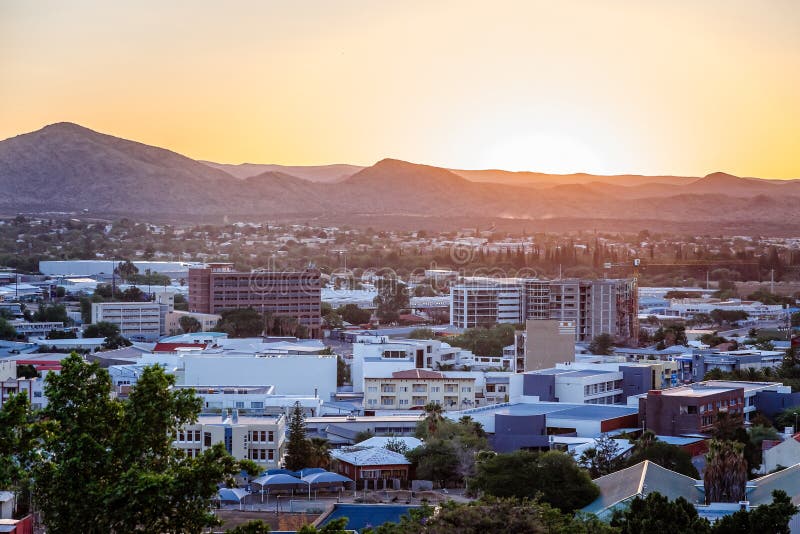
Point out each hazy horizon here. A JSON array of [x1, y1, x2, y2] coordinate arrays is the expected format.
[[2, 0, 799, 179]]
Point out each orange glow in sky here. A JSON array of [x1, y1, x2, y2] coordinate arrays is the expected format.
[[1, 0, 799, 178]]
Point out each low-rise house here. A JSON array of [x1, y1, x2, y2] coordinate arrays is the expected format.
[[330, 446, 411, 489]]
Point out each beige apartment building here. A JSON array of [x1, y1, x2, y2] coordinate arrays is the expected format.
[[364, 369, 476, 411], [175, 412, 286, 466]]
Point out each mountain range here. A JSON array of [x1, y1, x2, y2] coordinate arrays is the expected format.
[[1, 122, 798, 232]]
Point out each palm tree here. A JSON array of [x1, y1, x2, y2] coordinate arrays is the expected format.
[[424, 402, 444, 437], [704, 439, 747, 503], [307, 437, 331, 469]]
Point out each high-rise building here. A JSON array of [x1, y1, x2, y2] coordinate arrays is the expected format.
[[450, 277, 638, 345], [188, 263, 322, 338]]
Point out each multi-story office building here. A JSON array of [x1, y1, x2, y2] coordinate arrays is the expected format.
[[91, 301, 168, 342], [363, 369, 476, 411], [450, 277, 638, 345], [175, 412, 285, 466], [188, 263, 322, 338]]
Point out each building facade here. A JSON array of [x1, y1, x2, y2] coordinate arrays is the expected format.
[[188, 263, 322, 338], [91, 301, 167, 342], [363, 369, 476, 411], [450, 277, 638, 345], [175, 413, 286, 466]]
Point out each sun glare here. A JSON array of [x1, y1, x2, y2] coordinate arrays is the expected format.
[[481, 132, 611, 175]]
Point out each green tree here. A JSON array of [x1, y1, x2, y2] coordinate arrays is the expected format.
[[0, 317, 17, 341], [365, 497, 616, 534], [307, 437, 331, 469], [373, 278, 409, 324], [423, 401, 444, 436], [610, 492, 712, 533], [179, 315, 202, 334], [408, 328, 437, 340], [471, 450, 599, 513], [226, 520, 271, 533], [214, 308, 265, 337], [625, 439, 699, 478], [711, 490, 797, 534], [336, 356, 350, 387], [115, 259, 139, 282], [33, 303, 69, 324], [323, 311, 344, 330], [405, 439, 459, 487], [579, 434, 622, 478], [703, 439, 748, 503], [297, 517, 349, 534], [83, 321, 122, 339], [336, 304, 371, 325], [284, 402, 310, 471], [588, 333, 615, 355], [0, 393, 40, 517], [33, 355, 257, 533]]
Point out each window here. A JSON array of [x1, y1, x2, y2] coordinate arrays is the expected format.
[[194, 430, 201, 441], [368, 387, 378, 393], [33, 391, 42, 398], [235, 401, 245, 409], [268, 449, 274, 460], [461, 387, 471, 393], [204, 432, 212, 447], [251, 401, 264, 409], [268, 431, 274, 442], [179, 431, 185, 441], [431, 386, 440, 393]]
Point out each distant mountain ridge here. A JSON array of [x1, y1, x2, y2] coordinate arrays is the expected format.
[[1, 122, 798, 230]]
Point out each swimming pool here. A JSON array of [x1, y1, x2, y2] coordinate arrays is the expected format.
[[319, 503, 421, 532]]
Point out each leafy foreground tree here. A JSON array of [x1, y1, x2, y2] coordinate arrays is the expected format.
[[712, 490, 797, 534], [364, 497, 616, 534], [611, 490, 797, 534], [471, 450, 599, 513], [0, 393, 41, 518], [610, 492, 712, 534], [34, 353, 258, 534]]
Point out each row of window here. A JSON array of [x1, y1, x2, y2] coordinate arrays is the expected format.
[[249, 448, 276, 461]]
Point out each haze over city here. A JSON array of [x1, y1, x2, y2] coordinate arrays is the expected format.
[[2, 2, 800, 533]]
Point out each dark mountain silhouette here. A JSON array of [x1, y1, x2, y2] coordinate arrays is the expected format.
[[1, 122, 798, 230]]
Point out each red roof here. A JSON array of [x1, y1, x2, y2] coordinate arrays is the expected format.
[[391, 369, 445, 379], [153, 342, 208, 352]]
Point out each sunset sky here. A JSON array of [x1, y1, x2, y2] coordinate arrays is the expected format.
[[1, 0, 799, 178]]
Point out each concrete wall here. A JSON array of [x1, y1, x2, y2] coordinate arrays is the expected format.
[[755, 391, 800, 419], [182, 354, 337, 400], [621, 365, 653, 399], [523, 373, 556, 401], [524, 320, 575, 371], [491, 413, 549, 452]]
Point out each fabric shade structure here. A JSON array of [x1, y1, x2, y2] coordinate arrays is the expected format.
[[217, 488, 249, 502], [302, 471, 353, 489], [300, 467, 327, 477], [252, 473, 309, 503], [266, 468, 301, 477]]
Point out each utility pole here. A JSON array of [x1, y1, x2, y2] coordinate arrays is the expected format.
[[770, 269, 775, 294]]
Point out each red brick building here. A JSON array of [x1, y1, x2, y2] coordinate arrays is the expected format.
[[188, 263, 321, 338]]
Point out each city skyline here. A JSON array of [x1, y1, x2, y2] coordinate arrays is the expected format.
[[2, 0, 799, 179]]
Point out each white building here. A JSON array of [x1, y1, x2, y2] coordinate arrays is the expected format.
[[175, 413, 286, 466], [91, 301, 168, 342]]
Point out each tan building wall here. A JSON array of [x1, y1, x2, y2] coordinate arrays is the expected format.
[[165, 310, 221, 335], [363, 376, 476, 411], [523, 319, 575, 372]]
